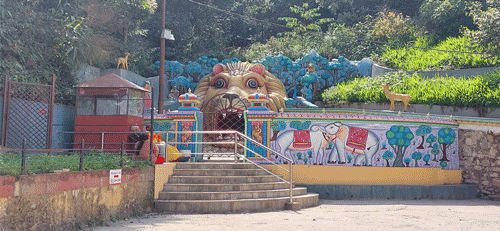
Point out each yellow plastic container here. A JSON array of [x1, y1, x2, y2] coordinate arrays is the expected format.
[[166, 145, 182, 162]]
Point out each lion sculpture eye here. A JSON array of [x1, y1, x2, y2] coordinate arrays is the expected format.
[[246, 79, 259, 88], [213, 79, 226, 88]]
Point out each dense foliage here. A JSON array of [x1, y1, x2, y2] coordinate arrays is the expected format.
[[0, 151, 151, 175], [322, 71, 500, 108], [464, 0, 500, 56], [0, 0, 157, 103], [0, 0, 498, 104]]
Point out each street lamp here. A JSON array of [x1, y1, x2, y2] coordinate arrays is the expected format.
[[161, 29, 175, 40]]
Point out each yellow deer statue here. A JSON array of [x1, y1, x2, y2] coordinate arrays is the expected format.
[[381, 84, 411, 111], [117, 53, 131, 70]]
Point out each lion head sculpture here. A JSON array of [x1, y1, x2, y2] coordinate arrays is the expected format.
[[194, 62, 287, 133]]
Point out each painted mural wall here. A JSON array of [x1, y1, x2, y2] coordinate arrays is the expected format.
[[269, 114, 459, 170]]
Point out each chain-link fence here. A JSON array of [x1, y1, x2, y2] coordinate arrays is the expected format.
[[2, 76, 55, 149]]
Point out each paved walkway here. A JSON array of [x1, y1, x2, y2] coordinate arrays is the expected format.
[[91, 199, 500, 231]]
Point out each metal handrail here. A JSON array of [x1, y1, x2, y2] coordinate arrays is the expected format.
[[163, 130, 294, 204], [234, 131, 294, 204]]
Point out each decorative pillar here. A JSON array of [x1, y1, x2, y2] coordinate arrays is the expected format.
[[166, 89, 203, 161], [245, 93, 277, 161]]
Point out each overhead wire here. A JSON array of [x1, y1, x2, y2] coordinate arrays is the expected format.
[[187, 0, 289, 29], [186, 0, 495, 57]]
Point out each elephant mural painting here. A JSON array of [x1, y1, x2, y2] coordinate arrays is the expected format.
[[274, 122, 380, 166], [326, 122, 380, 166], [275, 123, 338, 165]]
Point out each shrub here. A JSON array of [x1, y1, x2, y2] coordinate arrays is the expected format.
[[370, 10, 421, 48], [381, 36, 500, 70], [322, 71, 500, 108]]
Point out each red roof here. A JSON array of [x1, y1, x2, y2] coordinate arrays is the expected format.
[[74, 73, 149, 92], [248, 93, 268, 100], [179, 93, 199, 101]]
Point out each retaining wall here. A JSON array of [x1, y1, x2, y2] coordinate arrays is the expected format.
[[327, 102, 500, 118], [0, 167, 154, 231], [459, 129, 500, 200]]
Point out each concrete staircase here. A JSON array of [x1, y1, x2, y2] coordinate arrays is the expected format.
[[155, 162, 319, 214]]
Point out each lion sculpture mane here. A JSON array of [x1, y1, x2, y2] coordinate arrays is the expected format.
[[194, 62, 286, 112], [194, 62, 287, 133]]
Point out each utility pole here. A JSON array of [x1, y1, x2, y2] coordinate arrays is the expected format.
[[158, 0, 166, 113]]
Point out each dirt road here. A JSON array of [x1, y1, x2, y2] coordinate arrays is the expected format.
[[91, 199, 500, 231]]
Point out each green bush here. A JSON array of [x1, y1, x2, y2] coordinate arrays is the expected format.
[[0, 151, 150, 175], [381, 36, 500, 70], [322, 71, 500, 108]]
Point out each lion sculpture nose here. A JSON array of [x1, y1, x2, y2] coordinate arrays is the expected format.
[[223, 93, 239, 107], [223, 93, 239, 101]]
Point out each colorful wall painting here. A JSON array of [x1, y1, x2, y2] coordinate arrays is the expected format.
[[270, 117, 459, 170]]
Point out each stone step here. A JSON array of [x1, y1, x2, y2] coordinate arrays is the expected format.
[[172, 169, 270, 176], [158, 187, 307, 200], [302, 184, 479, 200], [174, 163, 259, 170], [168, 175, 282, 184], [163, 182, 292, 192], [155, 193, 319, 214]]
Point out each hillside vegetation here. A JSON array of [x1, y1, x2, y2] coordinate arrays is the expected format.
[[322, 71, 500, 108], [1, 0, 498, 103]]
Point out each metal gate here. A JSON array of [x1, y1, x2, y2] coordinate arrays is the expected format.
[[202, 95, 249, 135], [200, 95, 249, 155], [1, 75, 55, 149]]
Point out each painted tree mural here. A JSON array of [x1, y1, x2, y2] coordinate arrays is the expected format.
[[423, 154, 431, 165], [431, 144, 440, 161], [270, 121, 286, 141], [415, 125, 432, 149], [382, 151, 394, 167], [438, 128, 456, 161], [411, 152, 423, 167], [426, 134, 436, 148], [289, 121, 311, 130], [386, 126, 415, 167], [404, 157, 411, 167]]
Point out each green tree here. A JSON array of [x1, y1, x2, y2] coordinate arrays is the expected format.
[[315, 0, 425, 26], [279, 3, 333, 34], [0, 0, 74, 102], [386, 125, 415, 167], [464, 0, 500, 56], [419, 0, 474, 39], [0, 0, 157, 102]]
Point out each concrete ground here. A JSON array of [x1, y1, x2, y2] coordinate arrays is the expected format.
[[91, 199, 500, 231]]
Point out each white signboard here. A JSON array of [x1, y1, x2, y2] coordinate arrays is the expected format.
[[109, 169, 122, 185]]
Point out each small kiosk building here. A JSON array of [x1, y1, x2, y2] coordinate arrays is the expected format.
[[74, 73, 149, 151]]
